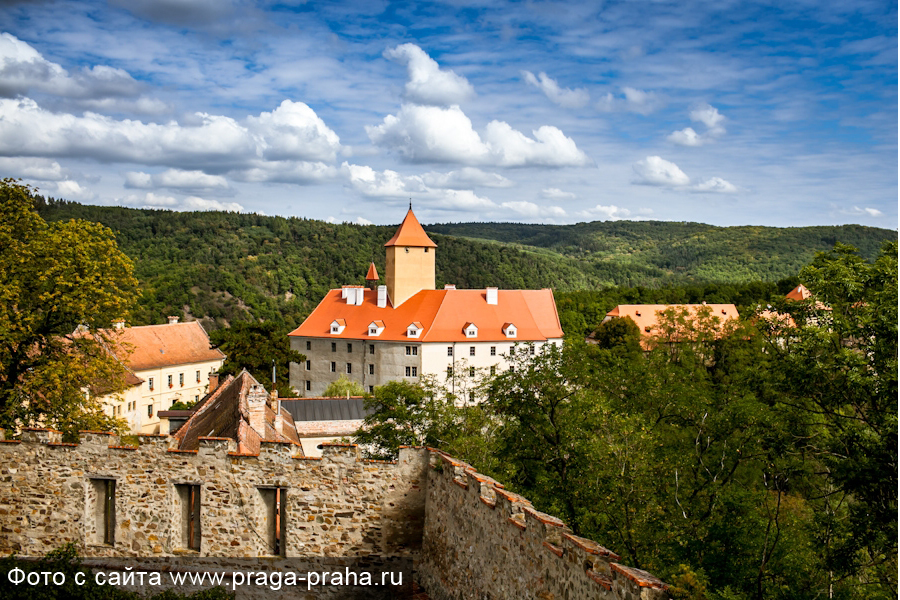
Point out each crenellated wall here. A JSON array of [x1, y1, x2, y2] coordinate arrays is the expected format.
[[0, 428, 670, 599]]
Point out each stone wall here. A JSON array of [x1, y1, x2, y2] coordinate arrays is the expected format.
[[0, 428, 670, 599]]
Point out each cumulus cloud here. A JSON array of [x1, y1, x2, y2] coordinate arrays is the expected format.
[[632, 156, 691, 186], [55, 179, 96, 201], [119, 191, 244, 212], [669, 104, 726, 146], [125, 169, 229, 191], [597, 87, 663, 115], [632, 156, 737, 193], [0, 33, 143, 100], [0, 98, 342, 174], [355, 216, 373, 225], [341, 162, 496, 212], [366, 104, 590, 167], [540, 187, 575, 200], [0, 156, 67, 181], [384, 43, 474, 106], [577, 204, 646, 221], [421, 167, 513, 189], [500, 200, 566, 218], [522, 71, 589, 109]]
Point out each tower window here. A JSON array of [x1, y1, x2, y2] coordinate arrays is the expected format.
[[368, 364, 374, 375], [306, 341, 311, 351], [347, 343, 353, 353], [331, 342, 336, 352], [369, 344, 375, 354]]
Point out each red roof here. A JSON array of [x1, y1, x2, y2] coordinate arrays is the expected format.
[[105, 321, 225, 371], [289, 288, 563, 342], [383, 209, 437, 248], [365, 262, 379, 280], [785, 284, 812, 301]]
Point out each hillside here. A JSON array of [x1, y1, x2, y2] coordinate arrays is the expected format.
[[34, 199, 893, 331]]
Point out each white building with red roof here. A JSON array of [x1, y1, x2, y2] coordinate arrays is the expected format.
[[288, 208, 564, 398]]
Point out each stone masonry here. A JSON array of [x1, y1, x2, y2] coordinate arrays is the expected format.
[[0, 427, 670, 599]]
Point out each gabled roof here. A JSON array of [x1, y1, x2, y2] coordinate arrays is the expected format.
[[289, 288, 564, 343], [383, 209, 437, 248], [604, 304, 739, 337], [104, 321, 225, 372], [365, 262, 379, 280], [173, 370, 300, 453]]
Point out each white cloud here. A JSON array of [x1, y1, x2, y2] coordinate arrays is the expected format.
[[669, 104, 726, 146], [367, 103, 590, 167], [632, 156, 691, 186], [595, 87, 663, 115], [844, 205, 884, 217], [691, 104, 726, 132], [0, 156, 67, 181], [577, 204, 640, 221], [384, 43, 474, 106], [55, 179, 96, 201], [500, 200, 566, 218], [0, 33, 144, 101], [0, 97, 342, 171], [692, 177, 738, 193], [125, 169, 229, 190], [119, 191, 244, 212], [522, 71, 589, 109], [355, 216, 373, 225], [667, 127, 702, 147], [540, 187, 575, 200], [421, 167, 513, 189]]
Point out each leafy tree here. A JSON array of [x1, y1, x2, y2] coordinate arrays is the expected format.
[[322, 374, 365, 397], [589, 314, 641, 354], [208, 321, 304, 397], [0, 180, 137, 437]]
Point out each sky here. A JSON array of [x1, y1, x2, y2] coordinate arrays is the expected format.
[[0, 0, 896, 228]]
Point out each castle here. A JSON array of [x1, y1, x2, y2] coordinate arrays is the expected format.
[[0, 427, 671, 599], [288, 208, 564, 398]]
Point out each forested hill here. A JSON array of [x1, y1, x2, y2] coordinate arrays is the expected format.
[[426, 220, 893, 284], [35, 199, 893, 330]]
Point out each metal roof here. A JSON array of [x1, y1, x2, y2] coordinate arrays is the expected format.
[[280, 397, 372, 422]]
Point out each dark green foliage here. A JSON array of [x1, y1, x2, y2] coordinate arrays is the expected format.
[[589, 315, 641, 353], [208, 321, 304, 397], [0, 543, 233, 599]]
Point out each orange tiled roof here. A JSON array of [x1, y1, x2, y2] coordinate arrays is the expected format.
[[289, 288, 563, 342], [365, 262, 379, 280], [604, 304, 740, 337], [785, 284, 812, 301], [383, 209, 437, 248], [105, 321, 225, 372]]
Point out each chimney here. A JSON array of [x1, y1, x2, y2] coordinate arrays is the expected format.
[[208, 372, 219, 394], [112, 320, 126, 330], [247, 384, 268, 437], [270, 390, 285, 436], [486, 287, 498, 305], [167, 316, 179, 324], [377, 285, 387, 309], [158, 415, 170, 435], [444, 284, 456, 290]]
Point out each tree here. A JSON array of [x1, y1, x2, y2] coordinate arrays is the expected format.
[[322, 374, 365, 398], [0, 179, 137, 437], [208, 321, 305, 397]]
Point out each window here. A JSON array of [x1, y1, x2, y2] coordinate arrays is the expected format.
[[305, 381, 311, 391], [368, 386, 374, 393], [306, 341, 311, 351], [179, 373, 184, 386], [530, 345, 536, 355], [330, 362, 336, 373], [447, 346, 453, 356], [346, 363, 352, 374], [196, 370, 201, 383], [147, 405, 153, 418], [148, 377, 154, 391], [412, 366, 417, 377], [406, 366, 418, 377], [509, 366, 515, 372], [490, 366, 496, 376], [469, 367, 475, 377], [446, 366, 453, 377], [510, 346, 515, 355], [194, 395, 199, 402], [305, 360, 311, 371], [369, 344, 375, 354], [405, 366, 411, 377], [468, 392, 475, 403], [331, 342, 336, 352], [405, 346, 418, 356], [424, 247, 429, 253], [469, 346, 475, 356], [168, 374, 173, 388], [347, 343, 353, 353], [490, 346, 496, 356], [259, 488, 287, 556], [368, 364, 374, 375], [176, 484, 201, 551], [90, 478, 116, 545]]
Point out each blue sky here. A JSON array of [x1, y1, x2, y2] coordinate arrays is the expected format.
[[0, 0, 896, 228]]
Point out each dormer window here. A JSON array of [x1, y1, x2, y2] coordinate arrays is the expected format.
[[368, 320, 385, 336], [463, 322, 478, 338], [502, 323, 517, 338], [407, 322, 423, 338], [330, 319, 346, 335]]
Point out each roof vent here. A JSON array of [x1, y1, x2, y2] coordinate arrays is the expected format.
[[444, 284, 456, 290], [167, 316, 179, 324], [486, 287, 498, 305], [377, 285, 387, 309]]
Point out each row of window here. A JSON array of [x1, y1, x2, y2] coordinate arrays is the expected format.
[[304, 380, 374, 394], [90, 481, 286, 555], [148, 371, 202, 392], [447, 366, 499, 377], [306, 341, 537, 358]]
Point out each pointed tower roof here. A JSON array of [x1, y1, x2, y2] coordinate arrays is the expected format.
[[785, 284, 812, 302], [384, 209, 437, 248], [365, 262, 379, 281]]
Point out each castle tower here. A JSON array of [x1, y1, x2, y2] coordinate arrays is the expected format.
[[365, 262, 379, 290], [384, 208, 437, 307]]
